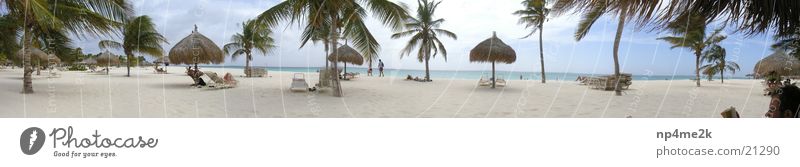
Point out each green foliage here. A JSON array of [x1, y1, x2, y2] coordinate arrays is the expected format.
[[514, 0, 549, 38], [700, 44, 740, 82], [224, 19, 276, 68], [98, 15, 167, 76], [391, 0, 456, 62], [772, 28, 800, 60], [67, 64, 87, 71], [391, 0, 456, 81], [256, 0, 410, 59]]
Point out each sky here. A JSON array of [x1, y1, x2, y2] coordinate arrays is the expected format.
[[71, 0, 780, 77]]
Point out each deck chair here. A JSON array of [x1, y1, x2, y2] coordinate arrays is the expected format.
[[245, 67, 267, 77], [204, 71, 235, 89], [343, 72, 359, 80], [478, 75, 492, 86], [317, 69, 332, 88], [291, 73, 309, 92], [48, 68, 60, 78], [495, 78, 507, 87], [154, 66, 167, 74]]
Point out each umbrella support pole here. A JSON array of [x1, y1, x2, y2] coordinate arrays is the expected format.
[[492, 62, 496, 89]]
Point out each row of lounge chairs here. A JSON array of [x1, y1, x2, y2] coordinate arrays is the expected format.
[[478, 75, 506, 87], [577, 73, 633, 90]]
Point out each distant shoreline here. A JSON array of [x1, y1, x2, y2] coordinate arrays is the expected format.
[[187, 65, 753, 81]]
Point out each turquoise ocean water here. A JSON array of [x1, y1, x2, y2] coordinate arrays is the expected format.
[[198, 66, 750, 81]]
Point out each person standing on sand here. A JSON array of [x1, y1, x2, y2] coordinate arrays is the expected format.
[[378, 59, 385, 77]]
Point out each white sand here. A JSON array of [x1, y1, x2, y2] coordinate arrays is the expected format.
[[0, 66, 770, 118]]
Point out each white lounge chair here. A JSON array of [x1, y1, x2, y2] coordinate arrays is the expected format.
[[478, 75, 491, 86], [204, 71, 236, 89], [245, 67, 267, 77], [290, 73, 309, 92], [495, 78, 506, 87], [48, 69, 60, 78]]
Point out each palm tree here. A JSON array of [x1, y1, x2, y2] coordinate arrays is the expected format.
[[391, 0, 456, 82], [98, 15, 167, 77], [663, 0, 800, 38], [700, 44, 739, 84], [700, 66, 717, 81], [223, 19, 276, 77], [656, 14, 725, 87], [3, 0, 131, 93], [257, 0, 409, 97], [551, 0, 662, 96], [514, 0, 549, 83], [0, 15, 20, 62]]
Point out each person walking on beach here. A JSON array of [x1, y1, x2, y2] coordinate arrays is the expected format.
[[378, 59, 385, 77]]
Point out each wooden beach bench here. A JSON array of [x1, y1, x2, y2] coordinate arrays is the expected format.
[[586, 73, 632, 90], [244, 67, 267, 77]]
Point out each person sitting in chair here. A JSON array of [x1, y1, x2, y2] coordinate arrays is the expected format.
[[765, 85, 800, 118]]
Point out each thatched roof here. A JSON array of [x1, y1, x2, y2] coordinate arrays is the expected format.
[[96, 51, 121, 66], [327, 45, 364, 65], [469, 32, 516, 64], [79, 58, 97, 65], [16, 48, 48, 61], [45, 54, 61, 64], [168, 26, 224, 65], [753, 50, 800, 77]]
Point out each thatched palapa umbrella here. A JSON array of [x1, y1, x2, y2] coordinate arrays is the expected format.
[[168, 25, 224, 70], [17, 48, 48, 75], [79, 58, 97, 65], [16, 48, 48, 62], [327, 45, 364, 74], [469, 32, 517, 88], [753, 50, 800, 78], [96, 51, 120, 74]]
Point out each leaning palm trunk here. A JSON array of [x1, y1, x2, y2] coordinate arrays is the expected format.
[[694, 50, 701, 87], [538, 22, 546, 83], [245, 51, 252, 77], [720, 62, 725, 84], [611, 8, 627, 96], [330, 19, 343, 97]]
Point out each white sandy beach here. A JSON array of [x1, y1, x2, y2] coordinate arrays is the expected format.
[[0, 66, 770, 118]]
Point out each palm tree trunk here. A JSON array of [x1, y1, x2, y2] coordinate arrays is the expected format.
[[539, 22, 546, 84], [694, 50, 701, 87], [720, 61, 725, 84], [36, 60, 40, 75], [491, 62, 496, 89], [126, 54, 132, 77], [425, 56, 430, 81], [245, 52, 251, 77], [612, 10, 627, 96], [22, 27, 34, 94], [330, 19, 343, 97], [324, 41, 329, 70]]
